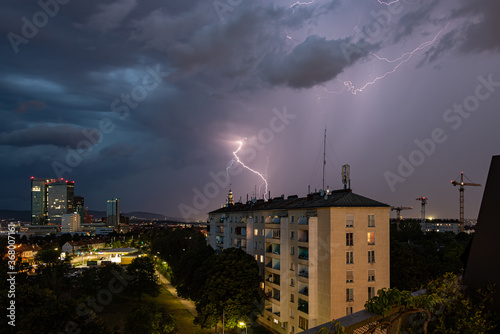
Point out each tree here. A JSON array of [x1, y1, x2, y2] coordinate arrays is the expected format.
[[363, 273, 498, 334], [194, 248, 262, 330], [35, 245, 61, 265], [126, 256, 160, 302], [59, 233, 73, 248], [125, 302, 176, 334], [0, 285, 109, 334], [172, 244, 215, 301]]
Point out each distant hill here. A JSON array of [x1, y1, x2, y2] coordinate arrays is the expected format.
[[0, 209, 194, 223], [0, 210, 30, 222]]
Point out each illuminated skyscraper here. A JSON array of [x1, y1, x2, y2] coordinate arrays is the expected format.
[[47, 180, 75, 225], [107, 198, 120, 229], [74, 196, 85, 225], [31, 177, 56, 225]]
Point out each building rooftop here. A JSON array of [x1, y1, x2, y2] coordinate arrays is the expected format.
[[209, 189, 389, 214]]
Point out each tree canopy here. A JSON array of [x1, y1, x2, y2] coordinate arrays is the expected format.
[[194, 247, 262, 330], [126, 255, 161, 302], [125, 302, 176, 334], [365, 273, 498, 333]]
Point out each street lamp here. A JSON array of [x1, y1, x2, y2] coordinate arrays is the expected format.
[[239, 322, 247, 334]]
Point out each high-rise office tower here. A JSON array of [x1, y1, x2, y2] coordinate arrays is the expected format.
[[31, 177, 56, 225], [47, 180, 75, 225], [74, 196, 85, 225], [107, 198, 120, 229]]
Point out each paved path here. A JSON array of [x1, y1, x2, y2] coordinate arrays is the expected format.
[[156, 270, 198, 317]]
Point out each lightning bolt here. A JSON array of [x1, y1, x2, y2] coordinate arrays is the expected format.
[[228, 140, 269, 200], [344, 24, 449, 95], [290, 0, 315, 9], [377, 0, 401, 5]]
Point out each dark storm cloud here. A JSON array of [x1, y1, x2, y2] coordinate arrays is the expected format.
[[396, 0, 500, 66], [0, 124, 98, 149], [392, 2, 440, 44], [99, 142, 139, 158], [262, 35, 373, 89], [83, 0, 137, 32], [12, 100, 46, 113], [455, 0, 500, 53]]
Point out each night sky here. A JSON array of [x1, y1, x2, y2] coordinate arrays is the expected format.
[[1, 0, 499, 221]]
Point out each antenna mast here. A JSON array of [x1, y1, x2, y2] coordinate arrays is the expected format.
[[322, 128, 326, 191]]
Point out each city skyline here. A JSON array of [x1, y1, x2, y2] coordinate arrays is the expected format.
[[1, 1, 499, 221]]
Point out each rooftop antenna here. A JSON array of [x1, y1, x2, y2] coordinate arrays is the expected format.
[[322, 128, 326, 191], [342, 164, 350, 190]]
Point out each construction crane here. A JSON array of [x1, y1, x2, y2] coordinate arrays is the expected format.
[[451, 172, 481, 233], [391, 206, 413, 231], [415, 197, 428, 223]]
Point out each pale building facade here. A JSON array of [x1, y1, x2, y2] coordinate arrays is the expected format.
[[208, 189, 390, 333], [61, 213, 81, 233]]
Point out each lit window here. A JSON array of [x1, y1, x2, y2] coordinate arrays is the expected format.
[[260, 255, 264, 263], [261, 229, 265, 236], [367, 232, 375, 245], [254, 229, 259, 236], [255, 254, 258, 261]]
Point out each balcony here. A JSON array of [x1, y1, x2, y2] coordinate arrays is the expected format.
[[266, 258, 281, 271], [298, 264, 309, 278], [298, 247, 309, 260], [299, 282, 309, 296], [265, 273, 280, 286], [265, 228, 281, 240], [298, 229, 309, 242], [298, 299, 308, 314]]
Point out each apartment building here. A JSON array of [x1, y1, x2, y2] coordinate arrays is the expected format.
[[207, 188, 390, 333]]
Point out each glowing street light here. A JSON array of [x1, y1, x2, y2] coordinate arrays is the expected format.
[[239, 322, 247, 334]]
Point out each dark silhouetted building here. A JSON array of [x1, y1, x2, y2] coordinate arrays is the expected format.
[[107, 198, 120, 229]]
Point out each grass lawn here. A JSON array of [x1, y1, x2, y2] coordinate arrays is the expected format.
[[98, 286, 272, 334], [99, 286, 212, 333]]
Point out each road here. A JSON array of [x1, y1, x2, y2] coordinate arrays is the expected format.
[[156, 270, 198, 317]]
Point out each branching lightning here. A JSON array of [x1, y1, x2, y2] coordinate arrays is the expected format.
[[226, 140, 269, 200], [344, 24, 449, 94]]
